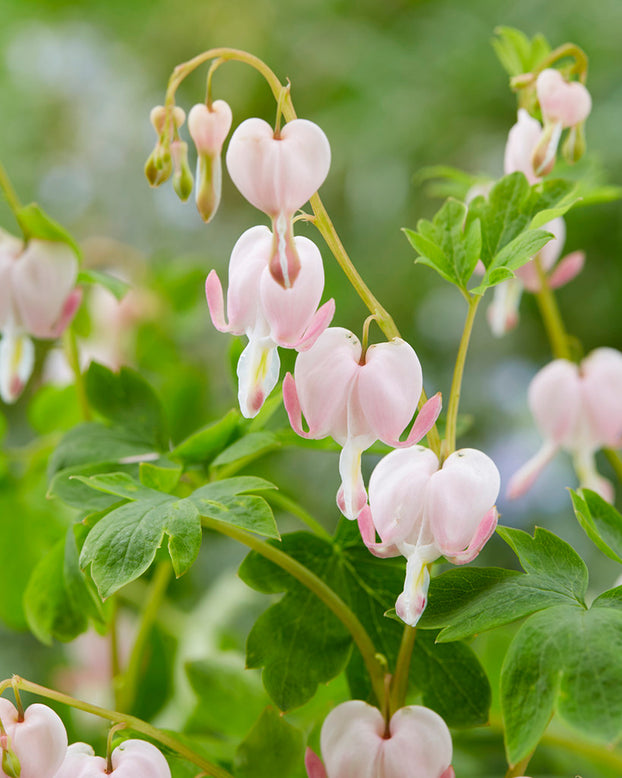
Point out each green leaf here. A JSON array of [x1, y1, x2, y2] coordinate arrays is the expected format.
[[29, 385, 82, 434], [48, 462, 137, 511], [17, 202, 81, 258], [85, 363, 169, 450], [48, 423, 160, 478], [211, 431, 280, 468], [466, 174, 578, 293], [491, 26, 551, 76], [170, 410, 240, 464], [191, 476, 277, 501], [24, 525, 103, 644], [501, 603, 622, 764], [186, 659, 269, 741], [79, 480, 201, 597], [77, 268, 130, 300], [419, 527, 588, 641], [234, 707, 304, 778], [139, 461, 182, 493], [403, 198, 481, 290], [571, 488, 622, 563], [238, 521, 490, 727], [411, 630, 491, 728], [197, 494, 280, 540]]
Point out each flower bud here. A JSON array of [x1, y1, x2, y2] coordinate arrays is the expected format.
[[188, 101, 233, 222], [171, 140, 193, 202], [561, 122, 587, 164], [53, 739, 171, 778], [536, 69, 592, 128]]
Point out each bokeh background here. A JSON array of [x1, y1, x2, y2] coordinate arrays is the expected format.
[[1, 0, 621, 776]]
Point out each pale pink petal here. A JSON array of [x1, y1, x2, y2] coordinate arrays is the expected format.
[[320, 701, 384, 778], [260, 235, 325, 345], [305, 748, 327, 778], [367, 446, 438, 547], [548, 250, 585, 289], [506, 439, 560, 499], [13, 240, 78, 338], [504, 108, 542, 185], [383, 706, 453, 778], [110, 739, 171, 778], [0, 701, 68, 778], [226, 226, 272, 334], [205, 270, 231, 332], [357, 505, 402, 558], [440, 769, 456, 778], [537, 69, 592, 128], [283, 372, 314, 438], [531, 121, 563, 177], [270, 211, 301, 287], [291, 327, 360, 442], [0, 330, 35, 404], [574, 449, 615, 503], [293, 299, 335, 351], [581, 347, 622, 447], [336, 437, 369, 519], [354, 338, 422, 444], [188, 100, 232, 154], [426, 448, 500, 554], [50, 287, 82, 337], [486, 279, 522, 337], [236, 337, 280, 418], [393, 392, 442, 448], [528, 359, 582, 445], [226, 117, 331, 216], [442, 506, 498, 564], [0, 231, 20, 329], [395, 545, 435, 627]]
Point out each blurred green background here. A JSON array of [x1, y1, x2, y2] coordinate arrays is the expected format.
[[0, 1, 621, 776]]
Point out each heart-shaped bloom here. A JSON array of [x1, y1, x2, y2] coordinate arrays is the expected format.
[[305, 700, 454, 778], [0, 700, 68, 778], [532, 69, 592, 176], [188, 100, 233, 222], [226, 117, 330, 287], [283, 328, 441, 520], [206, 226, 334, 417], [358, 446, 499, 626], [504, 108, 543, 186], [0, 231, 82, 403], [508, 348, 622, 502], [52, 740, 171, 778], [486, 217, 584, 337]]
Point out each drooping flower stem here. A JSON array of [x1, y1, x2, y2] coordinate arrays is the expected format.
[[533, 256, 572, 360], [116, 562, 172, 713], [389, 625, 417, 715], [444, 294, 481, 457], [62, 327, 92, 421], [0, 676, 234, 778], [504, 755, 533, 778], [201, 516, 387, 708]]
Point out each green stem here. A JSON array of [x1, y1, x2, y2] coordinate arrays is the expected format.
[[504, 754, 532, 778], [117, 562, 172, 713], [444, 295, 481, 456], [389, 625, 416, 715], [533, 256, 571, 360], [604, 448, 622, 485], [4, 677, 234, 778], [264, 491, 332, 541], [0, 160, 26, 236], [62, 328, 91, 421], [109, 602, 122, 711], [201, 516, 386, 707]]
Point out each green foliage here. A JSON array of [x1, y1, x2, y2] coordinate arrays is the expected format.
[[501, 602, 622, 764], [239, 522, 490, 726], [24, 525, 104, 644], [571, 488, 622, 563], [77, 268, 130, 300], [16, 202, 82, 258], [491, 26, 551, 77], [170, 409, 240, 464], [211, 431, 281, 469], [419, 526, 588, 641], [414, 165, 490, 201], [234, 706, 304, 778], [403, 174, 578, 295]]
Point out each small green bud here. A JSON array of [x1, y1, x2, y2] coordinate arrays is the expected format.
[[1, 743, 21, 778], [171, 141, 193, 201], [562, 122, 586, 164]]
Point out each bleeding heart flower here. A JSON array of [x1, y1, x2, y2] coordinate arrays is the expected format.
[[486, 217, 584, 337], [52, 739, 171, 778], [357, 446, 499, 626], [226, 117, 330, 287], [504, 108, 543, 186], [508, 348, 622, 502], [206, 226, 334, 418], [283, 327, 441, 520], [0, 700, 68, 778], [532, 69, 592, 176], [188, 100, 233, 222], [305, 700, 454, 778], [0, 231, 81, 404]]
